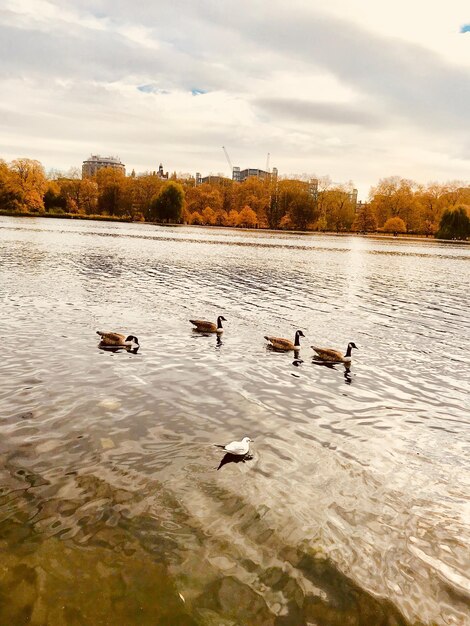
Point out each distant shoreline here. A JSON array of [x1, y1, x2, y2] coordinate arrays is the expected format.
[[1, 210, 468, 244]]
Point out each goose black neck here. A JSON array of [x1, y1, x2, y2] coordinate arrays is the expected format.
[[217, 316, 223, 329], [294, 330, 302, 347], [345, 344, 352, 357]]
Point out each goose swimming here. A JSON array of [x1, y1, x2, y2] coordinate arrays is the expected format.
[[265, 330, 305, 351], [311, 342, 358, 363], [96, 331, 139, 351], [190, 316, 226, 333]]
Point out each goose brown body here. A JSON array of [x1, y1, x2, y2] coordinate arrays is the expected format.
[[265, 330, 305, 351], [311, 347, 344, 362], [311, 342, 358, 363], [96, 331, 139, 351], [97, 331, 127, 346], [190, 316, 226, 333], [264, 336, 296, 351]]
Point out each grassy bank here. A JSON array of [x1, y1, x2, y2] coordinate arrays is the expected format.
[[0, 210, 135, 223], [1, 210, 468, 243]]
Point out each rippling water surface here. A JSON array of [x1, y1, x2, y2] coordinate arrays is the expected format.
[[1, 216, 469, 626]]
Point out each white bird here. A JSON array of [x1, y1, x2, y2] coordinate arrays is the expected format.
[[216, 436, 252, 456]]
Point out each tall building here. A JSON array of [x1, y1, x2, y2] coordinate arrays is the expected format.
[[233, 167, 277, 183], [200, 175, 231, 185], [82, 155, 125, 178]]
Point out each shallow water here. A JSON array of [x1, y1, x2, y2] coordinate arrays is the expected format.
[[0, 216, 469, 626]]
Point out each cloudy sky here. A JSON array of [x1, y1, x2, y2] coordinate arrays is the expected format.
[[0, 0, 469, 197]]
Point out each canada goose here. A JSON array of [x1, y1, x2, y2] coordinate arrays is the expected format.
[[265, 330, 305, 351], [96, 331, 139, 351], [311, 342, 358, 363], [215, 436, 252, 456], [190, 316, 226, 333]]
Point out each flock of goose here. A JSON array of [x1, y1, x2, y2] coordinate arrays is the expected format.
[[97, 316, 358, 363], [97, 316, 358, 464]]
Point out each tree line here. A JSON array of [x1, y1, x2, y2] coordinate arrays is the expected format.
[[1, 158, 469, 239]]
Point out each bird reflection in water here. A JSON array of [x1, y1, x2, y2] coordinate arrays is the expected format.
[[98, 344, 139, 355], [217, 453, 254, 471], [192, 333, 223, 350], [343, 365, 352, 385], [311, 358, 353, 385]]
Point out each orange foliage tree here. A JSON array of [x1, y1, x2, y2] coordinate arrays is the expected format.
[[237, 206, 258, 228], [382, 216, 407, 234], [202, 206, 216, 225], [226, 209, 240, 226], [9, 158, 47, 212], [352, 204, 377, 232]]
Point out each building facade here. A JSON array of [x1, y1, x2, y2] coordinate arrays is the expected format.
[[233, 167, 278, 183], [82, 155, 126, 178]]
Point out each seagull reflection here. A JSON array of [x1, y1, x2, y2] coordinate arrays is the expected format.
[[217, 453, 254, 471]]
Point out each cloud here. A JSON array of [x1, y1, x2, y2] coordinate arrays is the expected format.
[[254, 98, 383, 128], [208, 6, 470, 133], [0, 0, 469, 195]]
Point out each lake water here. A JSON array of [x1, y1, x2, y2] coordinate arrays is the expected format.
[[0, 216, 469, 626]]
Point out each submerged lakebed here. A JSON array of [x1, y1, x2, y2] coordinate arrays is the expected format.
[[0, 216, 469, 625]]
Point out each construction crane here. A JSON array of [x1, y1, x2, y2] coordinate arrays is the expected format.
[[266, 152, 270, 173], [222, 146, 233, 176]]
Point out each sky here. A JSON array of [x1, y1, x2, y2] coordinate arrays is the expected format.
[[0, 0, 469, 198]]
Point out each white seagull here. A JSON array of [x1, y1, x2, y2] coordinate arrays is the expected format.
[[216, 436, 252, 456]]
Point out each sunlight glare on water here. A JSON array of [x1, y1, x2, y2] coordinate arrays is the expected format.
[[0, 216, 469, 626]]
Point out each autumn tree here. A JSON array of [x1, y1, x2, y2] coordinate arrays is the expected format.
[[226, 209, 239, 226], [236, 205, 258, 228], [80, 179, 99, 214], [233, 177, 270, 226], [9, 158, 47, 212], [382, 216, 407, 234], [189, 211, 203, 225], [291, 191, 317, 230], [266, 192, 284, 229], [315, 176, 333, 225], [149, 181, 185, 222], [96, 168, 129, 216], [131, 174, 165, 217], [440, 181, 470, 208], [369, 177, 417, 230], [43, 180, 66, 213], [202, 206, 216, 225], [435, 206, 470, 240], [352, 204, 377, 232], [213, 208, 228, 226], [58, 178, 82, 213], [323, 186, 356, 232], [185, 184, 223, 214], [0, 160, 21, 211], [415, 183, 446, 233], [276, 179, 318, 230]]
